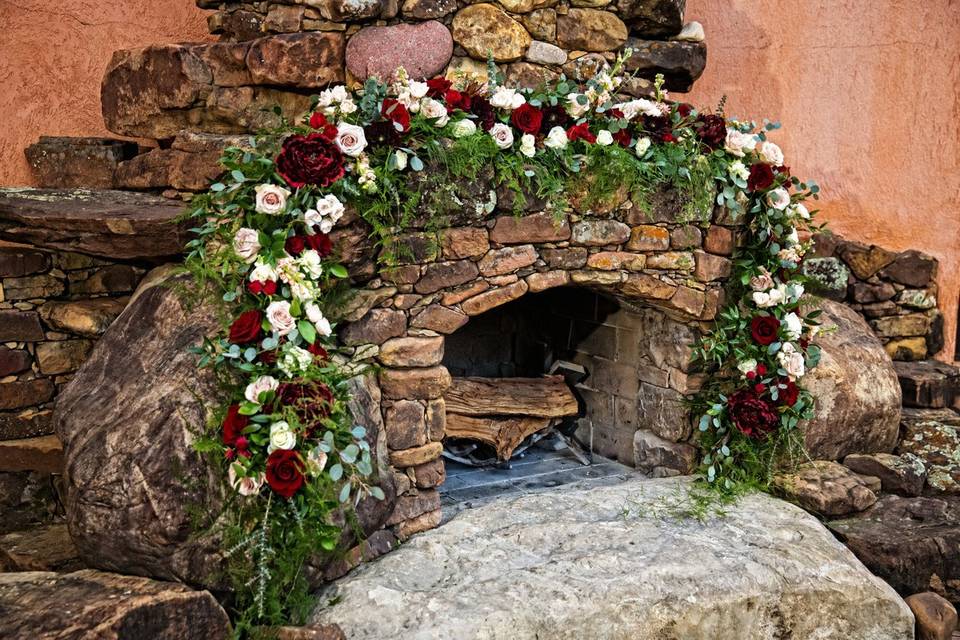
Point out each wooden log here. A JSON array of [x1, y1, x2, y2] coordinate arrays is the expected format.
[[445, 413, 553, 461], [443, 376, 579, 418]]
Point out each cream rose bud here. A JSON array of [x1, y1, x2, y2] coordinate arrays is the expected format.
[[749, 267, 775, 292], [724, 128, 756, 157], [297, 249, 324, 279], [254, 184, 291, 215], [305, 302, 333, 337], [451, 119, 477, 138], [635, 136, 652, 157], [394, 149, 408, 171], [752, 287, 786, 308], [544, 126, 569, 150], [268, 421, 297, 453], [778, 343, 806, 380], [737, 359, 758, 375], [266, 300, 297, 336], [245, 375, 278, 404], [421, 98, 449, 126], [783, 312, 803, 341], [335, 123, 367, 157], [489, 123, 515, 150], [760, 141, 784, 165], [338, 98, 357, 115], [766, 187, 791, 210], [784, 227, 800, 246], [519, 133, 536, 158], [789, 203, 810, 219], [408, 80, 428, 99], [228, 465, 264, 497], [596, 130, 614, 146], [249, 260, 278, 285], [233, 228, 261, 263], [566, 93, 590, 117]]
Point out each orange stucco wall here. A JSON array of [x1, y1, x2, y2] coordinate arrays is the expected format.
[[1, 0, 957, 359]]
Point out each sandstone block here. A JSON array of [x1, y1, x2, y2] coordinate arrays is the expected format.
[[461, 280, 528, 315], [540, 247, 587, 268], [415, 260, 479, 294], [440, 227, 489, 259], [0, 347, 31, 377], [621, 273, 676, 300], [525, 40, 567, 65], [341, 308, 407, 346], [452, 4, 531, 62], [412, 458, 446, 488], [0, 378, 55, 411], [384, 400, 428, 449], [571, 220, 630, 246], [402, 0, 458, 19], [36, 339, 93, 375], [378, 336, 445, 367], [526, 270, 570, 292], [886, 337, 928, 361], [25, 137, 138, 189], [843, 453, 926, 497], [388, 442, 444, 469], [626, 225, 669, 251], [633, 429, 697, 475], [904, 592, 957, 640], [670, 224, 702, 249], [693, 250, 731, 282], [616, 0, 684, 37], [2, 274, 64, 300], [894, 360, 959, 409], [623, 38, 706, 92], [703, 225, 734, 255], [410, 304, 468, 334], [0, 435, 63, 473], [871, 313, 931, 338], [395, 508, 442, 539], [246, 33, 345, 87], [556, 8, 628, 52], [587, 251, 646, 271], [478, 245, 538, 276], [380, 367, 452, 399], [646, 251, 694, 271], [838, 241, 897, 280], [0, 247, 49, 278], [490, 212, 570, 244], [39, 298, 127, 337], [881, 250, 938, 288], [773, 460, 877, 517], [425, 398, 446, 442]]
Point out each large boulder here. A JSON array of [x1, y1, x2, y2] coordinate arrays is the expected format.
[[311, 477, 913, 639], [55, 275, 395, 590], [803, 299, 902, 460], [0, 569, 231, 639]]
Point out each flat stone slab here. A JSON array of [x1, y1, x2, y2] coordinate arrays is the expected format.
[[0, 188, 188, 260], [311, 477, 913, 639]]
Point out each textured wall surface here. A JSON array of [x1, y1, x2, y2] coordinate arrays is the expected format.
[[685, 0, 960, 361], [0, 0, 212, 186], [0, 0, 957, 359]]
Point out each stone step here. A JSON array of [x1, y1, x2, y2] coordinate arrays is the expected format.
[[0, 435, 63, 474], [0, 188, 188, 260], [25, 137, 139, 190], [895, 359, 960, 409], [0, 524, 82, 572]]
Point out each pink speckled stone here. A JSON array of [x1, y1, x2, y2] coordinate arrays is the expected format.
[[346, 20, 453, 81]]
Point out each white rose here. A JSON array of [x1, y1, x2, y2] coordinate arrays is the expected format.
[[233, 228, 261, 263], [394, 149, 408, 171], [335, 123, 366, 157], [596, 130, 614, 146], [489, 123, 514, 150], [245, 375, 278, 404], [752, 286, 786, 308], [566, 93, 590, 117], [249, 260, 278, 285], [329, 85, 349, 102], [544, 126, 568, 150], [490, 86, 525, 110], [297, 249, 323, 279], [789, 203, 810, 219], [228, 465, 264, 496], [783, 312, 803, 341], [266, 300, 297, 336], [788, 282, 805, 301], [724, 128, 756, 157], [635, 136, 651, 157], [254, 184, 290, 215], [760, 141, 784, 165], [451, 119, 477, 138], [305, 302, 333, 337], [728, 160, 750, 182], [778, 343, 806, 380], [268, 421, 297, 453], [421, 98, 449, 126], [307, 447, 328, 476], [737, 359, 758, 375], [519, 133, 536, 158], [408, 81, 428, 99], [767, 187, 791, 210]]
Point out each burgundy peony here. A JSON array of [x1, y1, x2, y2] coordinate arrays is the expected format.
[[747, 163, 775, 191], [750, 315, 781, 346], [381, 98, 410, 132], [566, 122, 596, 144], [275, 133, 345, 189], [727, 388, 780, 439], [222, 404, 249, 447], [643, 114, 675, 143], [229, 309, 263, 344], [364, 120, 401, 148], [426, 77, 452, 98], [511, 103, 543, 135], [469, 96, 496, 131], [276, 380, 334, 429], [308, 112, 337, 140], [265, 449, 305, 498], [696, 113, 726, 149], [676, 102, 694, 118], [541, 104, 571, 132]]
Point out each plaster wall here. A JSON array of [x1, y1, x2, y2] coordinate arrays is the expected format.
[[0, 0, 956, 358]]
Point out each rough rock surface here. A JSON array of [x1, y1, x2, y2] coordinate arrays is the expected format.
[[828, 494, 960, 606], [0, 188, 188, 260], [0, 569, 231, 639], [773, 460, 878, 517], [897, 413, 960, 494], [844, 452, 927, 497], [905, 592, 957, 640], [312, 477, 913, 639], [55, 275, 395, 589], [802, 299, 902, 460], [346, 21, 453, 80]]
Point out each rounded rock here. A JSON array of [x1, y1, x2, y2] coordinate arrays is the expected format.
[[452, 4, 532, 62], [346, 20, 453, 80]]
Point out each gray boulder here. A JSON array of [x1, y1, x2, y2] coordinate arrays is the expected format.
[[311, 477, 913, 639]]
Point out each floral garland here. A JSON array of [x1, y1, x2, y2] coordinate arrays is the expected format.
[[184, 53, 820, 629]]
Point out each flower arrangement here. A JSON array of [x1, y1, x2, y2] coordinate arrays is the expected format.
[[183, 51, 821, 630]]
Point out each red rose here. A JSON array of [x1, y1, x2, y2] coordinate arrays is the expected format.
[[381, 98, 410, 132], [307, 341, 328, 360], [285, 235, 307, 256], [511, 103, 543, 135], [612, 128, 632, 147], [364, 120, 401, 148], [566, 122, 596, 144], [696, 113, 726, 149], [265, 450, 305, 498], [426, 77, 452, 98], [444, 89, 472, 111], [747, 163, 775, 191], [305, 233, 332, 257], [248, 280, 277, 296], [275, 133, 345, 189], [229, 310, 263, 344], [222, 404, 249, 447], [308, 112, 337, 140], [779, 379, 800, 406], [750, 315, 781, 346], [677, 102, 694, 118], [728, 388, 780, 439]]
